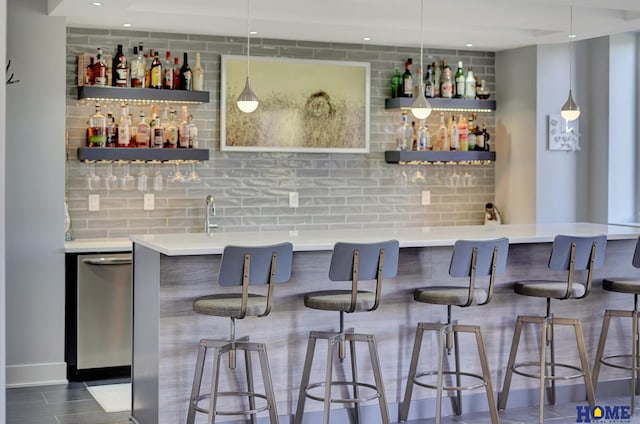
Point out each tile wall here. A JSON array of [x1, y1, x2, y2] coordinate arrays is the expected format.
[[65, 27, 496, 239]]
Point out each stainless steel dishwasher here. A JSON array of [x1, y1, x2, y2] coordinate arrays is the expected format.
[[76, 253, 132, 371]]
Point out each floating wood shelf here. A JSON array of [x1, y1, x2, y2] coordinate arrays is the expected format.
[[385, 150, 496, 164], [77, 147, 210, 162], [77, 86, 210, 104], [384, 97, 496, 112]]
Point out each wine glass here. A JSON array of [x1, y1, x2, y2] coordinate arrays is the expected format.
[[86, 162, 100, 191], [120, 162, 135, 191], [168, 161, 184, 183], [153, 169, 163, 192], [104, 162, 118, 191], [137, 165, 148, 192], [185, 161, 201, 183]]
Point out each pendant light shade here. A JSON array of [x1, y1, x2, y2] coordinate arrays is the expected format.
[[237, 0, 258, 113], [560, 5, 580, 122], [237, 76, 259, 113], [410, 0, 432, 120], [560, 89, 580, 121]]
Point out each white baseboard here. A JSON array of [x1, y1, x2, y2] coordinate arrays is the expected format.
[[6, 362, 67, 388]]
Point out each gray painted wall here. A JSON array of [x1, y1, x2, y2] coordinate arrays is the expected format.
[[1, 0, 7, 413], [495, 46, 537, 224], [6, 0, 66, 386]]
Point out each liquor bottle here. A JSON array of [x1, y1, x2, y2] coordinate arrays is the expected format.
[[144, 50, 152, 88], [390, 68, 401, 98], [424, 65, 435, 98], [115, 50, 129, 88], [395, 112, 412, 151], [87, 104, 107, 147], [163, 51, 174, 89], [128, 113, 136, 146], [475, 121, 485, 151], [413, 66, 422, 98], [449, 115, 460, 150], [151, 106, 164, 148], [482, 124, 491, 151], [136, 111, 151, 148], [467, 114, 477, 150], [477, 80, 491, 100], [173, 56, 180, 90], [402, 58, 413, 98], [131, 45, 145, 88], [416, 122, 430, 151], [93, 48, 108, 86], [454, 61, 465, 98], [105, 112, 117, 147], [440, 62, 453, 99], [86, 57, 95, 85], [436, 112, 448, 151], [178, 106, 190, 148], [150, 51, 163, 89], [112, 44, 126, 87], [187, 115, 198, 148], [432, 61, 441, 97], [192, 52, 204, 91], [458, 115, 469, 151], [465, 67, 476, 99], [117, 104, 130, 148], [179, 53, 193, 91], [164, 109, 179, 148]]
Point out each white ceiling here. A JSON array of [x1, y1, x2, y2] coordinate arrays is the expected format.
[[49, 0, 640, 51]]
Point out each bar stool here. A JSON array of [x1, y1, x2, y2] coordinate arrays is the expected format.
[[399, 238, 509, 424], [294, 240, 399, 424], [592, 236, 640, 415], [498, 234, 607, 424], [186, 242, 293, 424]]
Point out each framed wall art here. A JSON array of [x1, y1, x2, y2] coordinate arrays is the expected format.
[[221, 55, 370, 153]]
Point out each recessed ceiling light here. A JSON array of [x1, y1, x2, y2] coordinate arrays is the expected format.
[[568, 33, 577, 38], [466, 43, 473, 47], [122, 23, 132, 27], [249, 31, 258, 35], [91, 1, 103, 5], [363, 37, 372, 41]]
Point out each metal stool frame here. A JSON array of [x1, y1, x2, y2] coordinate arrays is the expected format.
[[400, 238, 508, 424], [498, 235, 606, 424], [187, 243, 293, 424]]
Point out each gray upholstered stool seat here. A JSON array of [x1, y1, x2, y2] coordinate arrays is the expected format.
[[514, 281, 586, 299], [187, 242, 293, 424], [304, 289, 376, 311], [414, 286, 488, 306], [499, 235, 606, 424], [295, 240, 399, 424], [193, 293, 268, 317], [400, 238, 509, 424], [593, 236, 640, 415], [602, 278, 640, 294]]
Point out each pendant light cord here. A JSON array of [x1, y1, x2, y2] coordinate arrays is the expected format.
[[569, 5, 573, 90], [246, 0, 251, 77], [419, 0, 424, 80]]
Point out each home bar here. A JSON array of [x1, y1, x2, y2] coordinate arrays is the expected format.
[[6, 0, 640, 423], [131, 223, 640, 423]]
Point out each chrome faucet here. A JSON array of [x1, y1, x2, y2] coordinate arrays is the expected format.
[[204, 195, 218, 233]]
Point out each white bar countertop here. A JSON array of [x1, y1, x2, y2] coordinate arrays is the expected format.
[[64, 237, 132, 253], [129, 222, 640, 256]]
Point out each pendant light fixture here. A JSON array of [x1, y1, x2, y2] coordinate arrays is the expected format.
[[560, 5, 580, 121], [237, 0, 259, 113], [410, 0, 432, 120]]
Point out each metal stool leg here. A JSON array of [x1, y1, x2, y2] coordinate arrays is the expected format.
[[548, 319, 556, 405], [207, 346, 223, 424], [244, 348, 257, 424], [435, 325, 447, 424], [498, 316, 525, 410], [323, 336, 336, 424], [468, 325, 499, 424], [537, 318, 548, 424], [255, 343, 279, 424], [348, 335, 360, 423], [632, 309, 638, 414], [561, 318, 595, 407], [591, 310, 612, 391], [453, 330, 462, 415], [295, 332, 319, 424], [187, 340, 208, 424], [364, 333, 390, 424], [399, 323, 425, 422]]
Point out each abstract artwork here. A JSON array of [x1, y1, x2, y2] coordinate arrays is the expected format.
[[221, 55, 370, 153]]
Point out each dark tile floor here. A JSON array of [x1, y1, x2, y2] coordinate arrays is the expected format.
[[6, 380, 640, 424]]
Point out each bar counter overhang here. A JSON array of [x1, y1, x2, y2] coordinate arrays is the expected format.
[[130, 223, 640, 423]]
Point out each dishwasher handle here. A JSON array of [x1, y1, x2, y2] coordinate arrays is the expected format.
[[81, 256, 132, 266]]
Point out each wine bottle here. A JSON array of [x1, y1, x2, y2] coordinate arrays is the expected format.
[[454, 61, 465, 98], [112, 44, 126, 87], [115, 48, 129, 87], [163, 51, 174, 89], [402, 58, 413, 98], [192, 52, 204, 91], [390, 68, 402, 98], [173, 56, 180, 90], [150, 51, 163, 89], [179, 53, 192, 91]]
